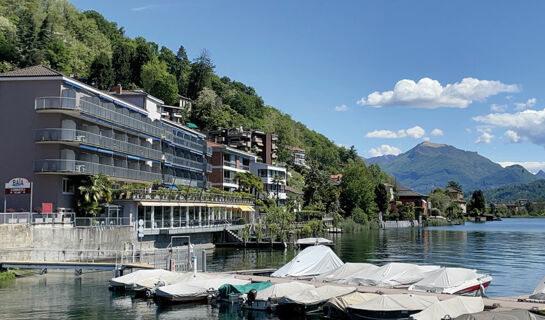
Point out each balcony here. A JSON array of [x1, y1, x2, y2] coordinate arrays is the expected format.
[[223, 160, 237, 169], [223, 177, 237, 185], [34, 128, 163, 161], [164, 153, 205, 171], [162, 175, 204, 188], [34, 159, 162, 182], [163, 132, 204, 154], [35, 96, 163, 138]]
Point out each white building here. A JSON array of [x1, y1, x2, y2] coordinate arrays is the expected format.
[[250, 162, 287, 203]]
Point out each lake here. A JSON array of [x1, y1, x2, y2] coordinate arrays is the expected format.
[[0, 218, 543, 319]]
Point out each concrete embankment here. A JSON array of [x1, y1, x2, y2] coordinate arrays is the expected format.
[[381, 220, 420, 229]]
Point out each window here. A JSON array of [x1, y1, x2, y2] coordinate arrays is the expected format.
[[62, 178, 75, 194]]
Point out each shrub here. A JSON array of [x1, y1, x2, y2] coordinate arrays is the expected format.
[[351, 207, 368, 225]]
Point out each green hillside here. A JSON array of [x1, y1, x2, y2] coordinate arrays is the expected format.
[[370, 142, 537, 193], [0, 0, 355, 173], [483, 179, 545, 203]]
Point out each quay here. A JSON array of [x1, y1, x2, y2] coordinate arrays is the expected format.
[[232, 272, 545, 313], [0, 260, 154, 273]]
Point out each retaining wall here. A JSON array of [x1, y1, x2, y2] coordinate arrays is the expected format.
[[381, 220, 420, 229]]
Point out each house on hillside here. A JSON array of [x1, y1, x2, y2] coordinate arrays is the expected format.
[[286, 146, 308, 167], [397, 185, 429, 216], [445, 186, 467, 214], [383, 183, 395, 202]]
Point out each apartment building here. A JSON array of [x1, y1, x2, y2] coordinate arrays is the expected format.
[[0, 65, 209, 212], [207, 127, 278, 164], [286, 146, 307, 167], [250, 162, 287, 204], [206, 141, 257, 192]]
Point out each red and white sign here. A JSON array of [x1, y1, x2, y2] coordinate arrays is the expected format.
[[4, 178, 31, 195], [42, 202, 53, 214]]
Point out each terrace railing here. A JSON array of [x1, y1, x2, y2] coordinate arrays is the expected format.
[[113, 189, 254, 204]]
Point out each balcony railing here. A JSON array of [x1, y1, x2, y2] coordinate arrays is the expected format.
[[34, 128, 163, 161], [164, 153, 205, 171], [34, 159, 162, 182], [224, 177, 236, 184], [162, 175, 204, 188], [224, 160, 237, 168], [163, 132, 204, 154], [113, 189, 254, 204], [35, 97, 163, 138]]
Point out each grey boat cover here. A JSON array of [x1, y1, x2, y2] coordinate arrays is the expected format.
[[409, 267, 483, 292], [410, 296, 484, 320], [315, 263, 379, 283], [278, 285, 356, 306], [323, 291, 379, 313], [110, 269, 176, 287], [155, 276, 250, 299], [296, 237, 333, 246], [454, 310, 545, 320], [134, 271, 206, 290], [348, 294, 439, 312], [255, 281, 315, 301], [349, 263, 438, 287], [271, 245, 344, 278]]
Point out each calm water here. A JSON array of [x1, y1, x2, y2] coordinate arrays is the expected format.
[[1, 218, 544, 319]]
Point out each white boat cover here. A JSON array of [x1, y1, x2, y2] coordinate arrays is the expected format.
[[323, 292, 379, 312], [296, 237, 333, 245], [255, 281, 315, 301], [349, 294, 439, 312], [349, 263, 431, 287], [271, 245, 344, 278], [315, 263, 379, 283], [279, 285, 356, 306], [411, 297, 484, 320], [454, 310, 545, 320], [533, 275, 545, 294], [409, 267, 484, 293], [156, 276, 250, 299], [134, 271, 217, 290], [110, 269, 175, 287]]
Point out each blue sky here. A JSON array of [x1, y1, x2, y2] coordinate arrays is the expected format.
[[72, 0, 545, 172]]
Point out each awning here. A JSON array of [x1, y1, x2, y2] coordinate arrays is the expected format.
[[206, 204, 236, 208], [239, 205, 255, 212], [138, 202, 203, 207]]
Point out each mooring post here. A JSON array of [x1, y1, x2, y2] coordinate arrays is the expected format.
[[201, 250, 206, 272]]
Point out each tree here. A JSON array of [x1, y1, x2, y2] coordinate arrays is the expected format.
[[447, 181, 463, 192], [469, 190, 486, 216], [77, 174, 113, 216], [130, 38, 154, 86], [46, 38, 70, 72], [112, 41, 134, 87], [400, 202, 415, 220], [428, 188, 452, 214], [234, 171, 263, 195], [88, 52, 114, 90], [265, 206, 294, 241], [141, 60, 179, 105], [374, 183, 389, 215], [302, 164, 338, 213], [339, 160, 376, 217], [187, 49, 214, 99]]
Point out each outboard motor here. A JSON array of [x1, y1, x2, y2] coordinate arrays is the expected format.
[[247, 289, 258, 306]]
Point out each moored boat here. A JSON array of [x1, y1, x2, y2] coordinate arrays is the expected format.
[[323, 291, 379, 319], [271, 245, 344, 278], [346, 294, 439, 320], [408, 267, 492, 296], [410, 296, 484, 320], [276, 285, 356, 315], [109, 269, 176, 291], [155, 276, 250, 303], [242, 281, 315, 311], [296, 237, 335, 248]]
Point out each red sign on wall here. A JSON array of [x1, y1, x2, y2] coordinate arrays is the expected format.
[[42, 203, 53, 214]]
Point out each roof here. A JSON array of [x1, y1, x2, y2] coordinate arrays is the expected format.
[[285, 185, 304, 195], [331, 174, 342, 179], [445, 186, 462, 193], [397, 185, 427, 198], [0, 65, 62, 78], [287, 146, 305, 152]]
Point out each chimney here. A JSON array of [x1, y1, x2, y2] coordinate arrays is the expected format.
[[111, 84, 122, 94]]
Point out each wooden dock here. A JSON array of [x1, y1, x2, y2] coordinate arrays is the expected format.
[[232, 273, 545, 312]]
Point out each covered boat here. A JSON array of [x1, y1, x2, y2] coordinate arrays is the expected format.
[[315, 263, 379, 283], [271, 245, 344, 278], [408, 267, 492, 296], [155, 276, 250, 303], [277, 285, 356, 315], [410, 296, 484, 320], [218, 282, 273, 302], [243, 281, 315, 311], [346, 294, 439, 320], [454, 310, 545, 320], [296, 237, 334, 248], [349, 263, 439, 287], [109, 269, 176, 290], [528, 275, 545, 301], [323, 291, 379, 319], [136, 272, 217, 296]]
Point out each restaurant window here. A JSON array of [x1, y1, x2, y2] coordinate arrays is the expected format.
[[62, 178, 75, 194]]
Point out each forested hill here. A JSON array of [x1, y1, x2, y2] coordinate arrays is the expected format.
[[482, 179, 545, 203], [0, 0, 356, 173]]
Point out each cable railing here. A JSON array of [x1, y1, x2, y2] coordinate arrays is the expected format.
[[0, 212, 75, 225], [34, 159, 163, 182], [112, 188, 254, 204], [34, 128, 163, 161]]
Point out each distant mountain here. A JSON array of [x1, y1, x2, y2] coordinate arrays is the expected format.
[[367, 141, 538, 194], [536, 170, 545, 179], [483, 179, 545, 203], [365, 154, 399, 165]]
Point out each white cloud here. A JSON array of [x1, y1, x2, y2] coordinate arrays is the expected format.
[[365, 126, 425, 139], [465, 128, 472, 133], [334, 104, 348, 112], [131, 4, 160, 11], [369, 144, 402, 157], [490, 104, 507, 112], [335, 143, 349, 148], [504, 130, 520, 143], [422, 136, 430, 141], [430, 128, 443, 136], [515, 98, 537, 110], [473, 108, 545, 148], [497, 161, 545, 174], [357, 77, 518, 109], [475, 127, 493, 144]]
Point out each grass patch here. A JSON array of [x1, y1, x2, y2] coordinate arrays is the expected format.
[[339, 218, 380, 233], [0, 271, 16, 281]]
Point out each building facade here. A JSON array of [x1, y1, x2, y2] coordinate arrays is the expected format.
[[206, 141, 257, 192], [250, 162, 287, 204], [286, 146, 307, 167], [0, 65, 209, 213], [207, 127, 278, 164]]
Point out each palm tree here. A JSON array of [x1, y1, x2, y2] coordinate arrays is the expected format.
[[77, 174, 113, 216]]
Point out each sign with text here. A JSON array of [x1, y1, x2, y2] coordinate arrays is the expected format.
[[5, 178, 31, 195], [42, 202, 53, 214]]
